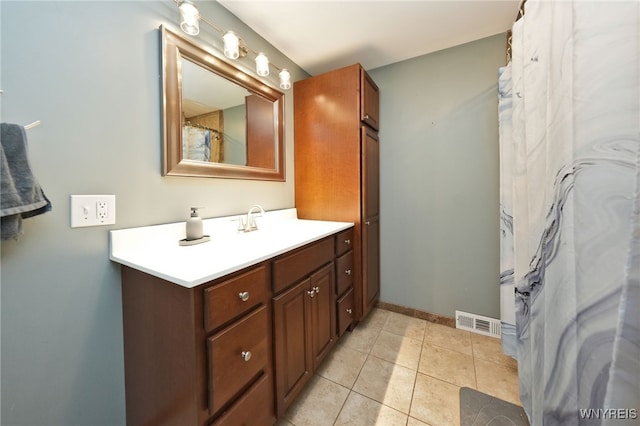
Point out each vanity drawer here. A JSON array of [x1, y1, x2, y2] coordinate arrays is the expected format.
[[204, 265, 269, 333], [272, 237, 334, 294], [335, 251, 354, 296], [337, 287, 355, 337], [212, 373, 274, 426], [336, 228, 354, 256], [207, 306, 269, 414]]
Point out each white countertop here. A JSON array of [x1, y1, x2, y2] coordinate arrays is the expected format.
[[110, 208, 353, 288]]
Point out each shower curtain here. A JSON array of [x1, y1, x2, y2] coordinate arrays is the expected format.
[[499, 0, 640, 424], [182, 125, 212, 162], [499, 63, 517, 359]]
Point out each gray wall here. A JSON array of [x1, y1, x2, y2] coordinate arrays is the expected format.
[[370, 34, 505, 319], [0, 2, 305, 425], [223, 104, 247, 165]]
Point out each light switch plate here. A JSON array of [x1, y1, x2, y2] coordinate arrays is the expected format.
[[70, 195, 116, 228]]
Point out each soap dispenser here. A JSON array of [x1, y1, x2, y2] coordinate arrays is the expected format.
[[186, 207, 203, 241]]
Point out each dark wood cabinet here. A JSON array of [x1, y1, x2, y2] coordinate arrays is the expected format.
[[362, 127, 380, 219], [211, 374, 273, 426], [272, 239, 337, 417], [294, 63, 381, 322], [120, 227, 354, 425], [121, 267, 205, 426], [360, 70, 380, 130], [363, 217, 380, 314], [335, 228, 355, 336], [362, 127, 380, 314], [203, 265, 268, 333], [119, 62, 386, 425], [206, 306, 270, 415], [121, 264, 275, 426], [272, 277, 313, 417], [272, 237, 334, 294], [337, 287, 355, 337], [309, 263, 337, 368], [336, 250, 354, 297]]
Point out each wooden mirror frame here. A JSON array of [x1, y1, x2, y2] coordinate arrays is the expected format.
[[161, 26, 285, 181]]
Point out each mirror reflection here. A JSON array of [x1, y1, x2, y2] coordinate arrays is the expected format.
[[181, 58, 249, 166], [161, 26, 285, 181]]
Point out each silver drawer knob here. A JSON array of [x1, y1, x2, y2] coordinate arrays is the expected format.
[[307, 289, 316, 298], [238, 291, 250, 302], [241, 351, 252, 362], [344, 239, 351, 245], [346, 308, 353, 314], [345, 269, 351, 275], [313, 286, 320, 294]]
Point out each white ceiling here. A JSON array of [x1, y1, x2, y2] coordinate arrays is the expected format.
[[217, 0, 520, 76]]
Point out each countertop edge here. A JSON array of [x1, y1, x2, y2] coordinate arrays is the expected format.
[[111, 219, 353, 288]]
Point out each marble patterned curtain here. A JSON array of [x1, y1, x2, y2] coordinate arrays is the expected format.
[[499, 0, 640, 424], [499, 64, 517, 359]]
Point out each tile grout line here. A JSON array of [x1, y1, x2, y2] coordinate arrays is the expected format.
[[331, 389, 351, 426], [406, 326, 426, 422], [470, 333, 479, 391]]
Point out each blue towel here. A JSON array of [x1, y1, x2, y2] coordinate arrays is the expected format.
[[1, 123, 52, 240]]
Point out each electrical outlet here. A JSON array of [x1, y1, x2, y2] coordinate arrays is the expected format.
[[97, 201, 108, 220], [71, 195, 116, 228]]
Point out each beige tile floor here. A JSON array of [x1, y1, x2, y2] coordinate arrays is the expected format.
[[276, 307, 521, 426]]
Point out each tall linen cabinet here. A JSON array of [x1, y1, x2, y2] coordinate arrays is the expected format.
[[294, 63, 380, 322]]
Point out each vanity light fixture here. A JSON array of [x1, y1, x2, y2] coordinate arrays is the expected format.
[[279, 69, 292, 90], [178, 0, 200, 36], [172, 0, 292, 89], [223, 31, 240, 59], [255, 52, 270, 76]]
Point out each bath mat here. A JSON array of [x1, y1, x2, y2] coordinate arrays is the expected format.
[[459, 387, 529, 426]]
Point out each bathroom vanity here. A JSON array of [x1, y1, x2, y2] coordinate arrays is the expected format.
[[110, 209, 353, 425]]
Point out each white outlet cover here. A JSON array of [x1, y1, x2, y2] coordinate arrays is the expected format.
[[70, 195, 116, 228]]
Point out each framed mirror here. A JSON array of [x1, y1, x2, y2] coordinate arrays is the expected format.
[[161, 26, 285, 180]]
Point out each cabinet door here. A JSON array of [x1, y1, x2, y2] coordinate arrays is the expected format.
[[309, 263, 336, 369], [362, 127, 379, 219], [361, 126, 380, 317], [273, 278, 313, 417], [360, 69, 380, 130], [363, 217, 380, 316]]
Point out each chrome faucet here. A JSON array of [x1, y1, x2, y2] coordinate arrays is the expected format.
[[239, 204, 264, 232]]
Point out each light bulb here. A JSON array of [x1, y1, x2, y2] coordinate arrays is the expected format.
[[255, 52, 270, 76], [279, 68, 291, 90], [179, 0, 199, 36], [223, 31, 240, 59]]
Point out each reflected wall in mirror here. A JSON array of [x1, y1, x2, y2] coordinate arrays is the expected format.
[[161, 26, 285, 180]]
